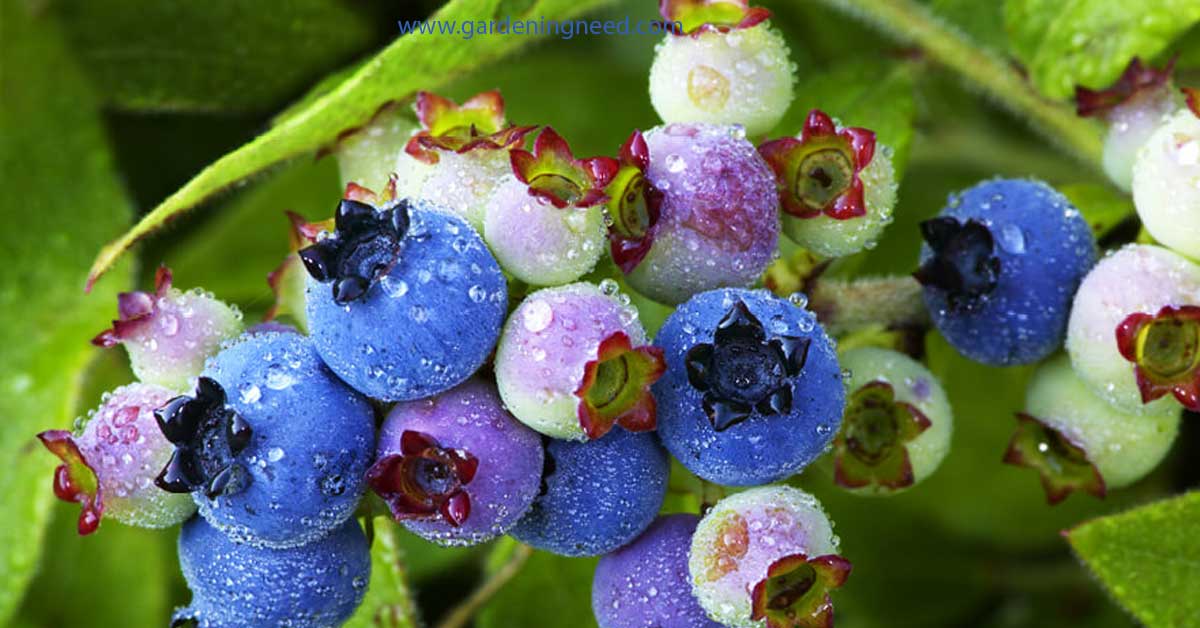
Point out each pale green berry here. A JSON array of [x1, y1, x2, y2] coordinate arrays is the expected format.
[[783, 143, 897, 258], [1132, 109, 1200, 258]]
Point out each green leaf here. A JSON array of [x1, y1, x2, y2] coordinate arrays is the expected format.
[[1067, 492, 1200, 627], [344, 518, 420, 628], [925, 0, 1009, 53], [15, 504, 179, 627], [85, 0, 619, 290], [477, 547, 599, 628], [769, 59, 917, 179], [0, 1, 134, 622], [1059, 182, 1135, 238], [54, 0, 378, 113], [1005, 0, 1200, 99]]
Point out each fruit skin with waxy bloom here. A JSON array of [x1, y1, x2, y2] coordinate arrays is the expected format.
[[37, 383, 196, 535], [916, 178, 1097, 366], [92, 265, 243, 392], [688, 486, 847, 628], [1132, 107, 1200, 259], [1004, 356, 1179, 504], [483, 127, 615, 286], [832, 347, 952, 496], [175, 332, 376, 548], [371, 378, 544, 547], [495, 282, 663, 441], [303, 194, 508, 402], [591, 514, 722, 628], [1067, 244, 1200, 413], [175, 516, 370, 628], [648, 0, 793, 138], [625, 123, 780, 305], [510, 427, 669, 557], [653, 288, 844, 486], [759, 109, 898, 258]]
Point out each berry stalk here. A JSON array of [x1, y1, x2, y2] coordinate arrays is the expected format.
[[806, 275, 929, 336], [814, 0, 1105, 169]]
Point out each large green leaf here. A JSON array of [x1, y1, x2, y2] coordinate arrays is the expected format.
[[85, 0, 618, 291], [1005, 0, 1200, 99], [55, 0, 378, 113], [0, 1, 134, 622], [1067, 492, 1200, 627]]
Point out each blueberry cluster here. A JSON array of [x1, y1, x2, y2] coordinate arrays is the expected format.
[[37, 3, 1200, 627]]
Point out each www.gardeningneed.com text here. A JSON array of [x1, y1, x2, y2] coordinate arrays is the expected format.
[[398, 16, 683, 40]]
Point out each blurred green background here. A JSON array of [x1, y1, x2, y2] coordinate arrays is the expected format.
[[2, 0, 1198, 627]]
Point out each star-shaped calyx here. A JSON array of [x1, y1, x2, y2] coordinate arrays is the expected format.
[[154, 377, 253, 499], [366, 430, 479, 527], [1075, 57, 1176, 118], [91, 265, 174, 348], [574, 331, 666, 439], [913, 217, 1001, 312], [510, 127, 619, 209], [297, 191, 411, 305], [750, 553, 852, 628], [1116, 305, 1200, 410], [832, 381, 931, 491], [605, 130, 664, 273], [759, 110, 876, 220], [660, 0, 771, 36], [36, 431, 103, 535], [404, 90, 534, 165], [1003, 413, 1105, 504], [685, 301, 810, 431]]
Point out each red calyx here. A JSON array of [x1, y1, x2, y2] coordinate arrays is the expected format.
[[759, 109, 875, 221], [366, 430, 479, 527], [404, 91, 535, 165], [606, 130, 664, 273], [1115, 305, 1200, 410], [574, 331, 666, 440], [37, 430, 104, 535], [750, 553, 852, 628], [1003, 413, 1106, 505], [510, 127, 619, 209], [659, 0, 771, 37], [1075, 57, 1177, 118], [91, 265, 173, 348]]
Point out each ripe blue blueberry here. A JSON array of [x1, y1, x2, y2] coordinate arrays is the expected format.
[[653, 288, 844, 486], [369, 378, 544, 547], [156, 332, 375, 548], [915, 178, 1097, 366], [303, 196, 507, 401], [509, 428, 669, 557], [592, 514, 721, 628], [175, 516, 369, 628]]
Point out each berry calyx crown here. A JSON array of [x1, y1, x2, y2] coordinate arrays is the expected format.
[[1116, 305, 1200, 410], [759, 110, 876, 221], [605, 130, 663, 273], [37, 430, 104, 535], [404, 90, 535, 164], [298, 194, 411, 305], [574, 330, 666, 439], [92, 265, 174, 348], [659, 0, 771, 36], [913, 217, 1001, 312], [366, 430, 479, 527], [154, 377, 254, 500], [1075, 57, 1176, 118], [1003, 413, 1105, 505], [685, 300, 811, 431], [832, 380, 932, 491], [750, 553, 852, 628], [510, 127, 619, 209]]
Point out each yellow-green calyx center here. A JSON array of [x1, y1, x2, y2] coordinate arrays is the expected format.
[[763, 563, 818, 612], [530, 173, 583, 206], [587, 353, 634, 413], [844, 398, 900, 465], [610, 171, 650, 239], [794, 147, 853, 212], [1137, 317, 1200, 380]]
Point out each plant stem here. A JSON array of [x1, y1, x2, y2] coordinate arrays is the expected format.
[[808, 275, 929, 336], [812, 0, 1105, 169], [435, 543, 534, 628]]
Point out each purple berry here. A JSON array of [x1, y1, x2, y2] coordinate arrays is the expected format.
[[592, 514, 721, 628], [92, 266, 243, 391], [370, 378, 544, 547], [37, 383, 196, 535], [495, 282, 665, 441], [622, 123, 780, 305]]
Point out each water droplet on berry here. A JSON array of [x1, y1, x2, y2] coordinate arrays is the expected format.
[[238, 383, 262, 404], [523, 300, 554, 332]]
